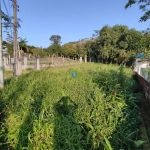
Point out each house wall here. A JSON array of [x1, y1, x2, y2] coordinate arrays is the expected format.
[[136, 73, 150, 104]]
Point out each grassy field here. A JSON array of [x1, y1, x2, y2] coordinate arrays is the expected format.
[[0, 63, 143, 150], [4, 70, 13, 79]]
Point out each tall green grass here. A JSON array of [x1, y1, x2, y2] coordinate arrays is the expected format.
[[0, 63, 142, 150]]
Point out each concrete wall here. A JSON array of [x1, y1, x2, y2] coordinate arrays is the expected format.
[[136, 73, 150, 104]]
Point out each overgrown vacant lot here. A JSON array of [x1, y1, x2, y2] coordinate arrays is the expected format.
[[0, 63, 143, 150]]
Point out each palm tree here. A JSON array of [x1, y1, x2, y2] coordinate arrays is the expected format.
[[18, 38, 28, 58]]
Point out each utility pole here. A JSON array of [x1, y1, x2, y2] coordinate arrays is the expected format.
[[0, 0, 4, 88], [13, 0, 18, 79]]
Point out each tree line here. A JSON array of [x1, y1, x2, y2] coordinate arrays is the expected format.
[[3, 25, 150, 66], [46, 25, 150, 66]]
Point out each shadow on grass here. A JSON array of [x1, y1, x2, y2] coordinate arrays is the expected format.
[[53, 96, 90, 150], [4, 78, 12, 86]]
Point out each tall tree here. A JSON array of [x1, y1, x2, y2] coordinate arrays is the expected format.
[[91, 25, 143, 64], [84, 40, 93, 62], [49, 35, 62, 57], [49, 35, 61, 44], [19, 38, 28, 51]]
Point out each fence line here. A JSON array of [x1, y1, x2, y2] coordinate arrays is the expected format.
[[3, 56, 82, 71]]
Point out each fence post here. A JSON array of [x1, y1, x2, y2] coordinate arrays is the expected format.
[[79, 57, 82, 63], [36, 56, 40, 70], [3, 56, 6, 68], [24, 56, 27, 70], [8, 55, 10, 64], [63, 56, 64, 64], [18, 50, 21, 58], [17, 60, 22, 75], [52, 54, 54, 64], [90, 58, 91, 62], [84, 55, 87, 63], [6, 57, 9, 65]]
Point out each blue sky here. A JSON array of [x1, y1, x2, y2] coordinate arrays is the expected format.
[[1, 0, 150, 48]]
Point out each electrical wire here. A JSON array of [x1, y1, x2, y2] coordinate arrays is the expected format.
[[2, 0, 13, 42], [7, 0, 13, 41], [2, 0, 9, 17], [8, 0, 11, 17]]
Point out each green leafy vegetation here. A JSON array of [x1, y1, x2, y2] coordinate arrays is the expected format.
[[45, 25, 150, 66], [0, 63, 142, 150], [4, 24, 150, 66]]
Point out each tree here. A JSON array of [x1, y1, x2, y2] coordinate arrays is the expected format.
[[49, 35, 61, 44], [140, 32, 150, 58], [19, 38, 28, 52], [30, 47, 47, 57], [84, 40, 93, 62], [61, 43, 77, 57], [49, 35, 62, 57], [89, 25, 144, 65], [2, 41, 13, 56], [1, 10, 21, 42], [18, 38, 28, 57], [76, 39, 88, 58], [96, 25, 118, 63], [125, 0, 150, 22], [47, 44, 62, 56]]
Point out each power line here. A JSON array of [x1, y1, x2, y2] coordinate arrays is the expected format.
[[2, 0, 13, 42], [2, 0, 10, 17], [8, 0, 11, 17], [8, 0, 13, 42]]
